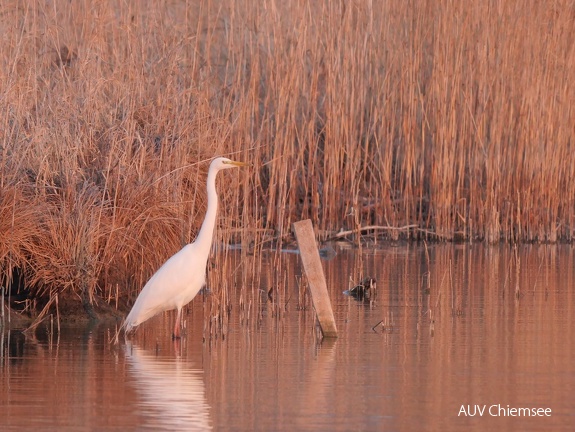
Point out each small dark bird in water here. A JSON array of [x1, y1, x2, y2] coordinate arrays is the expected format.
[[346, 277, 377, 301]]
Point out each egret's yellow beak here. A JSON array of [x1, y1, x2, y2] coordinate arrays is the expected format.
[[226, 160, 249, 167]]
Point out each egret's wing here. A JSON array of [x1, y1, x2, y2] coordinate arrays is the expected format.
[[123, 244, 205, 330]]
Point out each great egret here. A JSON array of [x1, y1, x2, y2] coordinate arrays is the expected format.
[[122, 157, 248, 338]]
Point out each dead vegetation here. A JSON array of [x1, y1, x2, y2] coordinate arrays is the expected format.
[[1, 0, 574, 317]]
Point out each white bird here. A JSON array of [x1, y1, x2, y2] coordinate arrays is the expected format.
[[122, 157, 247, 338]]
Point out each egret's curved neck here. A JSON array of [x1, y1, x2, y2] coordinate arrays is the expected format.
[[194, 166, 219, 256]]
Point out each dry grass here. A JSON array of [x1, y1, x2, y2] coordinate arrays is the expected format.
[[1, 0, 574, 314]]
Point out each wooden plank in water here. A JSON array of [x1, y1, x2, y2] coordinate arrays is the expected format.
[[293, 219, 338, 338]]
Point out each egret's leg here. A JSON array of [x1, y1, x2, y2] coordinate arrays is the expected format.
[[173, 308, 182, 339]]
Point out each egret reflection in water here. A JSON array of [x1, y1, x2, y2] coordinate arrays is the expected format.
[[124, 342, 211, 431]]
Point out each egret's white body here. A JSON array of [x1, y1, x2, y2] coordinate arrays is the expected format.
[[122, 157, 247, 338]]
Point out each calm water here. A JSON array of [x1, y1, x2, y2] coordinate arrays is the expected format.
[[1, 244, 575, 431]]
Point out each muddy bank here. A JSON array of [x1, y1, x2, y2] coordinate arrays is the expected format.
[[1, 294, 125, 330]]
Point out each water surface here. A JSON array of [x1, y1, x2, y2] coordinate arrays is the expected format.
[[1, 244, 574, 431]]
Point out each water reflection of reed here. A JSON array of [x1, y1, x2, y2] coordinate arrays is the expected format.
[[2, 245, 574, 431], [360, 244, 575, 431], [203, 244, 575, 431], [0, 324, 147, 430]]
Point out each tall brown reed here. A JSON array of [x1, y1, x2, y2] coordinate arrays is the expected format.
[[1, 0, 574, 315]]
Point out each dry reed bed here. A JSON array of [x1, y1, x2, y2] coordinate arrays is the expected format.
[[0, 0, 574, 315]]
